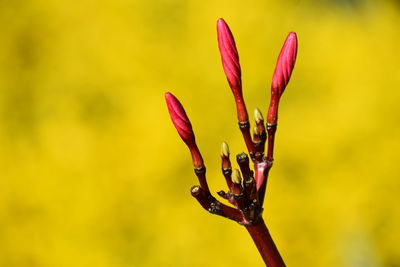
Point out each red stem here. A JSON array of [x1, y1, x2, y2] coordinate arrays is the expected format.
[[239, 121, 256, 157], [194, 167, 210, 192], [191, 186, 244, 222], [245, 218, 286, 267], [255, 161, 271, 207]]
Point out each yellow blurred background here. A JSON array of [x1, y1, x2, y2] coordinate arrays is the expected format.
[[1, 0, 400, 266]]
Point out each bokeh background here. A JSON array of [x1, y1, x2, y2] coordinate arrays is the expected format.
[[1, 0, 400, 266]]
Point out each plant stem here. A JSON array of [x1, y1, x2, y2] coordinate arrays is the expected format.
[[239, 121, 256, 157], [245, 218, 285, 267], [266, 124, 277, 162]]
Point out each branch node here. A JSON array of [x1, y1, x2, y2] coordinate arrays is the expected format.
[[194, 167, 206, 175]]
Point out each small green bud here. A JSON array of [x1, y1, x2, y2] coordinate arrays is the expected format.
[[231, 169, 242, 184], [254, 108, 264, 123], [221, 141, 230, 157]]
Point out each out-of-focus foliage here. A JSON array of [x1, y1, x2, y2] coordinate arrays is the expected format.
[[0, 0, 399, 266]]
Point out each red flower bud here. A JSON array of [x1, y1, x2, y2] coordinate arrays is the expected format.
[[165, 92, 195, 146], [165, 92, 204, 168], [271, 32, 298, 97], [267, 32, 298, 125], [217, 18, 248, 123], [217, 18, 242, 95]]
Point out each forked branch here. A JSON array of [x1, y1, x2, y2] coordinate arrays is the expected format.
[[165, 18, 298, 267]]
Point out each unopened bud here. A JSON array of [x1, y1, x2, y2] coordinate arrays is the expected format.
[[254, 108, 264, 123], [231, 169, 242, 184], [165, 92, 195, 146], [217, 18, 242, 100], [271, 32, 298, 97], [217, 18, 248, 123], [165, 92, 204, 168], [267, 32, 298, 125], [221, 141, 230, 157]]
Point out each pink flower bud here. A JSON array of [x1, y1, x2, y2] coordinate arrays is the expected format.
[[165, 92, 195, 146], [217, 18, 242, 94], [165, 92, 204, 169], [271, 32, 298, 97], [267, 32, 298, 125], [217, 18, 248, 123]]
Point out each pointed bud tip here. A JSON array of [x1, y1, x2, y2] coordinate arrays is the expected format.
[[231, 169, 242, 184], [221, 141, 230, 157], [254, 108, 264, 122], [164, 91, 177, 105], [165, 90, 177, 98], [288, 32, 297, 39], [217, 18, 226, 26], [286, 32, 298, 50], [164, 92, 172, 102]]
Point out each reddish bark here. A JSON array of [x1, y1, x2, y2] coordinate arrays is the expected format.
[[165, 18, 298, 266]]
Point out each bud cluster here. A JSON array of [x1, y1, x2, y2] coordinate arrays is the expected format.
[[165, 18, 298, 265], [165, 19, 297, 266]]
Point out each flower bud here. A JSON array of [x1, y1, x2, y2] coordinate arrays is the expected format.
[[271, 32, 298, 97], [217, 18, 248, 123], [165, 92, 195, 146], [231, 169, 242, 184], [221, 141, 230, 157], [268, 32, 298, 125], [254, 108, 264, 123], [165, 92, 204, 169], [217, 18, 242, 97]]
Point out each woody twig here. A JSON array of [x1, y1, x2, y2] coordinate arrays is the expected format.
[[165, 18, 297, 267]]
